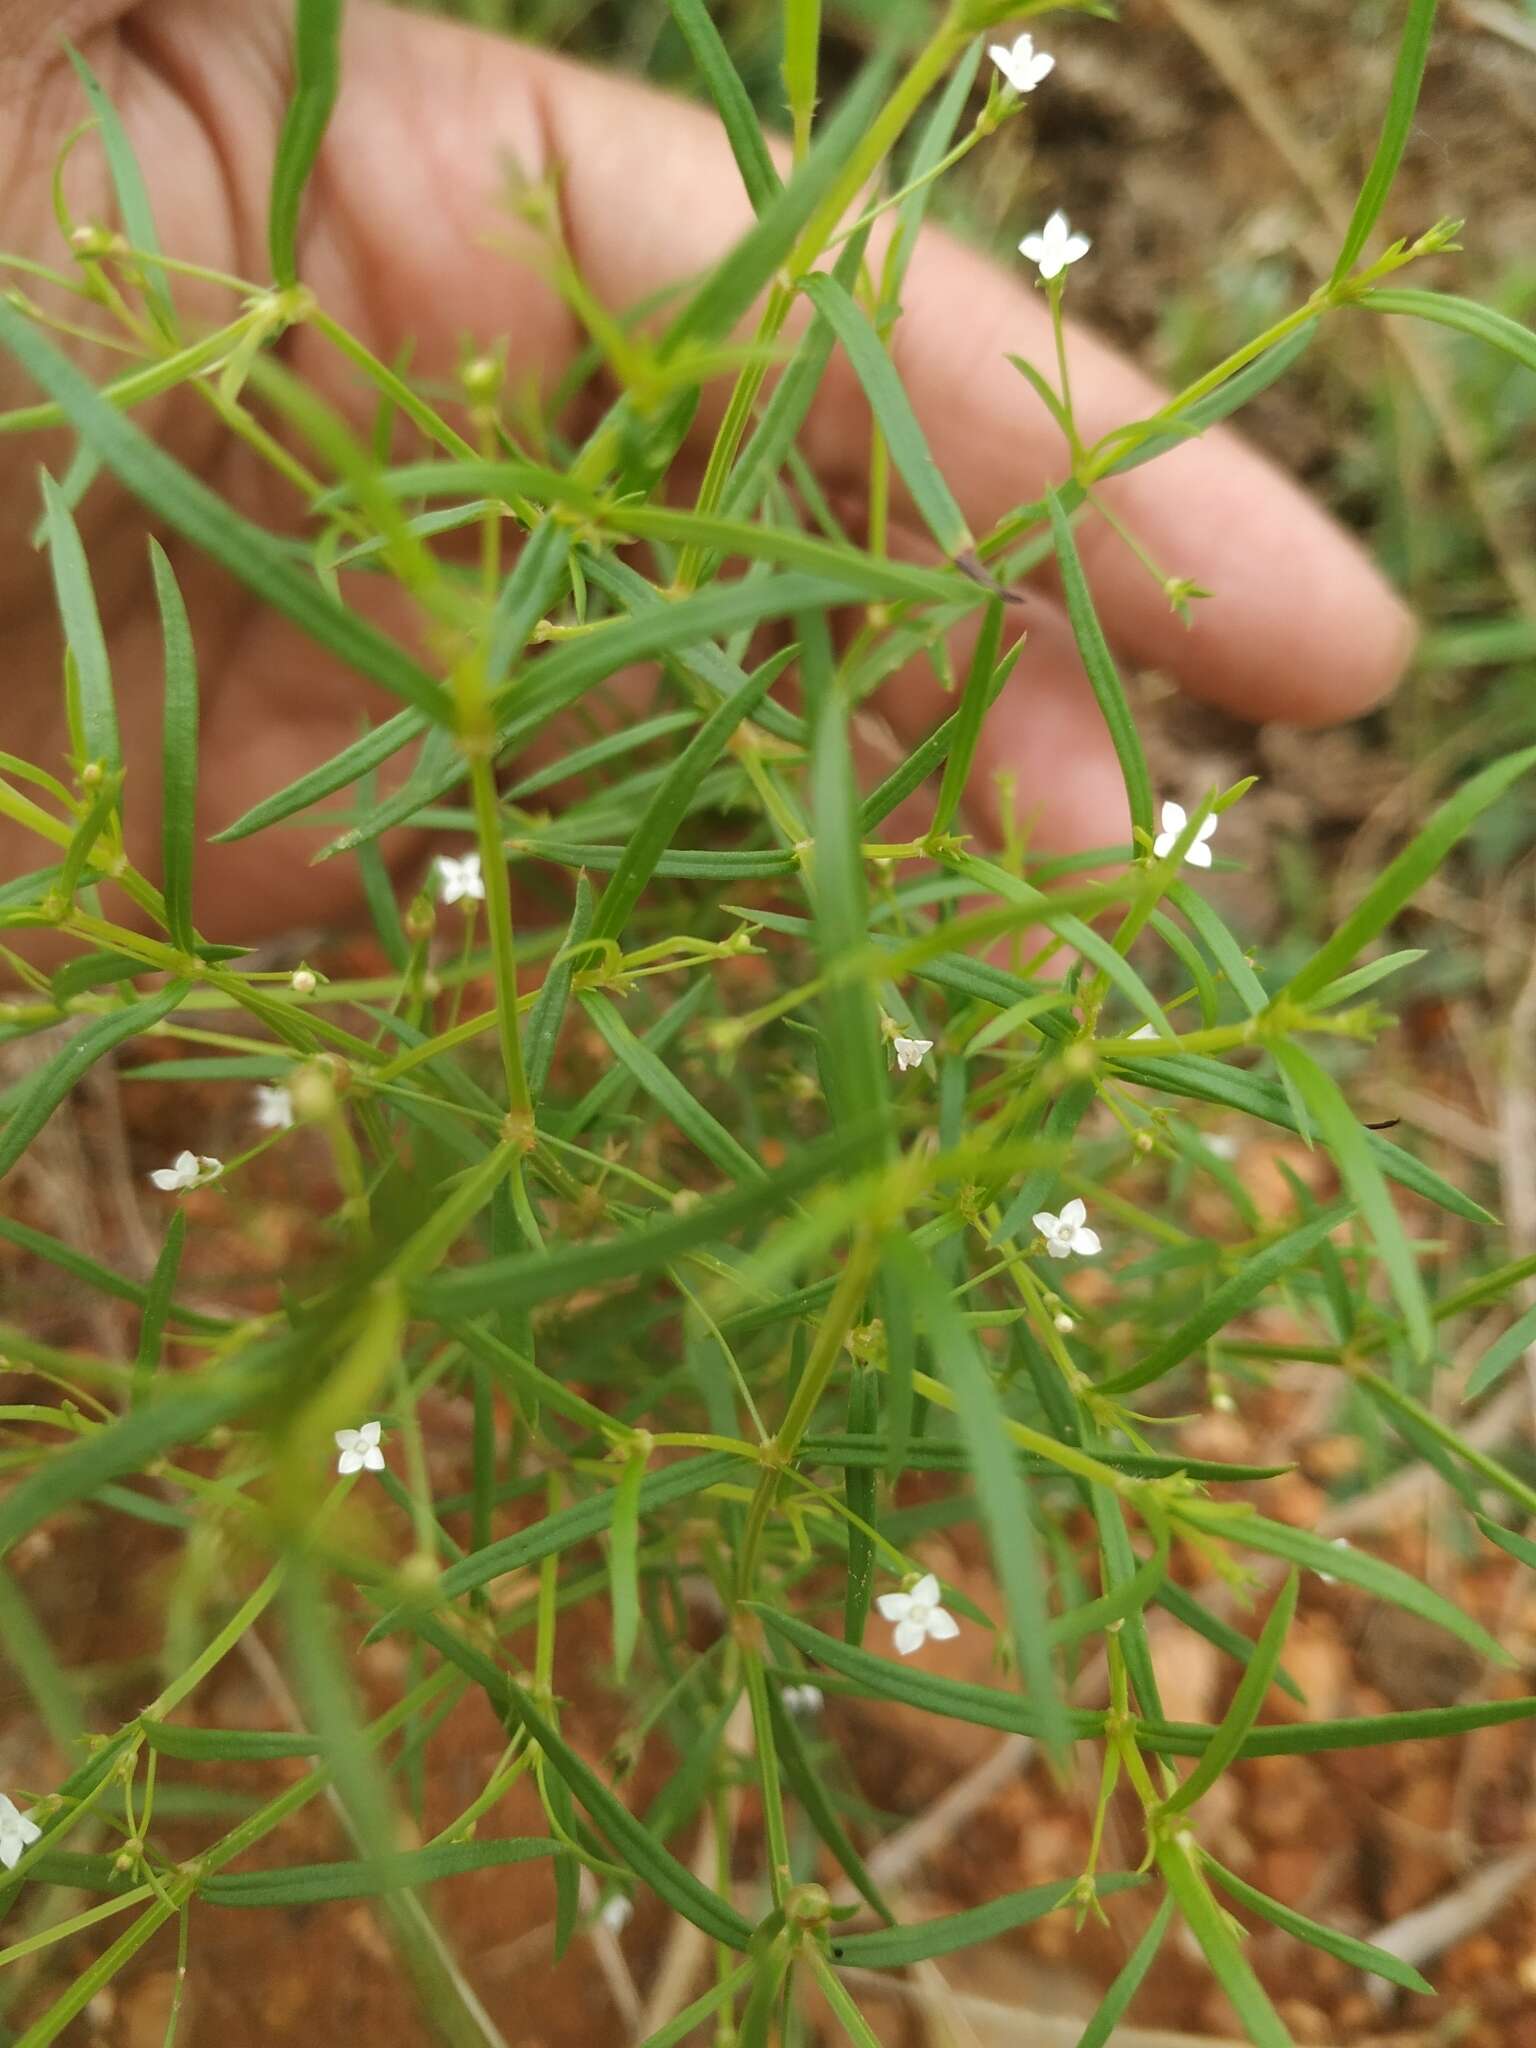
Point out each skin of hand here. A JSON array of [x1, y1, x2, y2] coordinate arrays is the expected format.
[[0, 1, 1415, 945]]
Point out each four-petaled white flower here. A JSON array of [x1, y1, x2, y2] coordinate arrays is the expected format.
[[252, 1085, 294, 1132], [876, 1573, 960, 1657], [0, 1795, 41, 1872], [1031, 1197, 1102, 1261], [989, 31, 1055, 94], [599, 1895, 633, 1933], [893, 1036, 934, 1073], [1152, 800, 1218, 868], [437, 851, 485, 905], [334, 1420, 386, 1477], [781, 1683, 825, 1717], [149, 1150, 223, 1193], [1019, 210, 1090, 282]]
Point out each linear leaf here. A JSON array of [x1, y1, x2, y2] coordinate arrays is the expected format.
[[1204, 1856, 1434, 1995], [830, 1874, 1144, 1969], [149, 540, 198, 952], [0, 986, 185, 1184], [667, 0, 782, 212], [40, 472, 119, 774], [268, 0, 345, 287], [1328, 0, 1438, 283], [1161, 1574, 1298, 1815], [1046, 488, 1153, 840], [64, 43, 175, 338]]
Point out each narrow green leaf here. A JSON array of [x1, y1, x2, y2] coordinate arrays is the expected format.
[[1283, 744, 1536, 1006], [485, 516, 572, 689], [268, 0, 345, 287], [1112, 1048, 1492, 1224], [858, 643, 1010, 833], [608, 1448, 647, 1681], [1098, 1202, 1352, 1397], [149, 540, 198, 953], [667, 0, 782, 212], [0, 985, 185, 1184], [524, 874, 592, 1104], [0, 301, 450, 724], [663, 48, 894, 352], [931, 598, 1006, 835], [212, 705, 426, 843], [1071, 1893, 1175, 2048], [1204, 1856, 1434, 1995], [1364, 286, 1536, 375], [589, 647, 790, 941], [1273, 1043, 1432, 1359], [132, 1209, 185, 1407], [1177, 1501, 1512, 1668], [802, 274, 972, 556], [830, 1874, 1144, 1968], [1161, 1574, 1299, 1816], [900, 1243, 1072, 1771], [410, 1618, 754, 1950], [581, 992, 766, 1188], [64, 43, 176, 339], [0, 1215, 226, 1329], [1155, 1582, 1306, 1706], [205, 1837, 558, 1909], [1046, 488, 1153, 840], [1155, 1837, 1292, 2048], [769, 1685, 893, 1922], [1476, 1515, 1536, 1570], [1329, 0, 1438, 283], [879, 39, 984, 321], [142, 1722, 324, 1762], [40, 471, 119, 774], [843, 1364, 878, 1646]]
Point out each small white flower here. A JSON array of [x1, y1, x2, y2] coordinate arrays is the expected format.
[[1019, 210, 1090, 282], [781, 1684, 824, 1717], [334, 1420, 386, 1477], [148, 1150, 222, 1193], [1204, 1132, 1240, 1162], [437, 852, 485, 906], [892, 1036, 934, 1073], [1314, 1537, 1352, 1586], [599, 1895, 633, 1934], [989, 31, 1055, 94], [289, 967, 318, 995], [1031, 1197, 1102, 1261], [875, 1572, 960, 1657], [252, 1085, 294, 1132], [1152, 800, 1218, 868], [0, 1794, 41, 1871], [1053, 1312, 1075, 1334], [1130, 1023, 1158, 1041]]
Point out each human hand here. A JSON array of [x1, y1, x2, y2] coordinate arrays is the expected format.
[[0, 1, 1413, 942]]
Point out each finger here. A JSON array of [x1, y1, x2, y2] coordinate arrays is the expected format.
[[282, 7, 1408, 732]]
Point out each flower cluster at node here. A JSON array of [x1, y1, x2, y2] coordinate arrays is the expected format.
[[335, 1420, 386, 1476], [1153, 800, 1218, 867], [781, 1683, 825, 1717], [437, 851, 485, 905], [989, 31, 1054, 95], [1032, 1197, 1101, 1261], [0, 1795, 41, 1871], [149, 1150, 222, 1193], [1019, 210, 1090, 282], [876, 1573, 959, 1656]]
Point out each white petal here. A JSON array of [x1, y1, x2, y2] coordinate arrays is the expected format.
[[875, 1593, 912, 1622], [1036, 253, 1065, 281], [358, 1421, 382, 1446], [925, 1606, 960, 1641], [988, 43, 1018, 81], [15, 1813, 39, 1847], [196, 1157, 223, 1181], [1186, 840, 1213, 868], [0, 1834, 19, 1871], [1031, 1211, 1059, 1238], [1072, 1227, 1102, 1258], [334, 1429, 358, 1451], [1043, 210, 1070, 239], [1025, 53, 1055, 86], [1196, 813, 1219, 840], [1130, 1024, 1157, 1040], [149, 1169, 181, 1191], [1063, 235, 1091, 263], [1059, 1198, 1086, 1229], [1160, 801, 1187, 836], [910, 1574, 942, 1608], [1018, 233, 1046, 264], [362, 1446, 386, 1472], [892, 1617, 927, 1656], [1045, 1237, 1071, 1258], [337, 1450, 363, 1476], [1152, 833, 1175, 859]]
